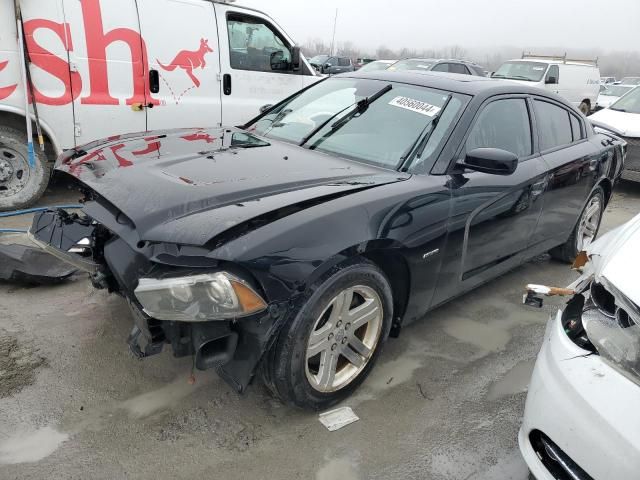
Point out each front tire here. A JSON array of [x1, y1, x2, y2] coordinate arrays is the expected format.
[[0, 126, 50, 211], [549, 186, 604, 262], [578, 101, 590, 116], [262, 259, 393, 410]]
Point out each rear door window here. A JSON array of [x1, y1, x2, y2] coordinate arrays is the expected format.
[[448, 63, 470, 75], [569, 114, 583, 141], [338, 57, 351, 67], [534, 100, 573, 151], [431, 63, 449, 72], [466, 98, 532, 158]]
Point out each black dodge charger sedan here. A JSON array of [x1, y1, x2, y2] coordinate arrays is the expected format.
[[31, 71, 625, 409]]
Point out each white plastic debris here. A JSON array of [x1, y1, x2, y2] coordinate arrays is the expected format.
[[318, 406, 359, 431]]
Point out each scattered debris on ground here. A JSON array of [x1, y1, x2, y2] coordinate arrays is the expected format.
[[0, 329, 46, 398]]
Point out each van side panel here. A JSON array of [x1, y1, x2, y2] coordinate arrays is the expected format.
[[62, 0, 148, 145], [556, 64, 600, 109], [0, 0, 75, 152], [137, 0, 222, 131]]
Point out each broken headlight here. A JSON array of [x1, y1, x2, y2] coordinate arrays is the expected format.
[[582, 279, 640, 382], [134, 272, 267, 321]]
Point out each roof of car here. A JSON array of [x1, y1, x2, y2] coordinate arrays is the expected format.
[[342, 70, 549, 97], [396, 58, 483, 67]]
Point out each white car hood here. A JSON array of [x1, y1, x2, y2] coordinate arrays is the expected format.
[[587, 213, 640, 305], [589, 108, 640, 137]]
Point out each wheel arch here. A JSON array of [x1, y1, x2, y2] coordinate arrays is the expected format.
[[300, 239, 411, 335], [0, 107, 62, 161]]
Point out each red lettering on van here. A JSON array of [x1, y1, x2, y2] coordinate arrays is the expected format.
[[0, 61, 17, 100], [23, 19, 82, 106], [181, 132, 216, 143], [79, 0, 158, 106]]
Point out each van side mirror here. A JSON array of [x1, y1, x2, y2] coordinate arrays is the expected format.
[[545, 76, 558, 84], [459, 148, 518, 175], [291, 46, 301, 71]]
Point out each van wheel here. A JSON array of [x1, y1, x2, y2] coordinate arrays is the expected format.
[[578, 101, 590, 115], [261, 259, 393, 410], [0, 127, 50, 211], [549, 187, 604, 263]]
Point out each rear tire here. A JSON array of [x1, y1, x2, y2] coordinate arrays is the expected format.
[[549, 186, 604, 263], [0, 126, 50, 211], [261, 259, 393, 410], [578, 101, 590, 116]]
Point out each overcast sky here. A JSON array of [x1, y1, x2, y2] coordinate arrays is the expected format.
[[240, 0, 640, 52]]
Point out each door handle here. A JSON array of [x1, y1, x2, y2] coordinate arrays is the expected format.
[[131, 103, 154, 112], [223, 74, 232, 95], [149, 69, 159, 94]]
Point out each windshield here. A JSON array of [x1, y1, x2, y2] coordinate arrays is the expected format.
[[492, 61, 548, 82], [309, 55, 329, 65], [620, 77, 640, 85], [601, 85, 634, 97], [388, 59, 435, 71], [247, 78, 464, 170], [358, 61, 393, 72], [610, 86, 640, 113]]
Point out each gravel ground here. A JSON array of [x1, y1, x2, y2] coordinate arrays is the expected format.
[[1, 178, 639, 480]]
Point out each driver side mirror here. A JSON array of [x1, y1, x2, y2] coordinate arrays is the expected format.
[[270, 50, 287, 71], [458, 148, 518, 175], [545, 76, 558, 84]]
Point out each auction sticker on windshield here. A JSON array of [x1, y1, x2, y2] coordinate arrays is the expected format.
[[389, 96, 441, 116]]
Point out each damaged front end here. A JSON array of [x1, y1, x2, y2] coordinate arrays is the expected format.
[[524, 216, 640, 384], [29, 206, 292, 392]]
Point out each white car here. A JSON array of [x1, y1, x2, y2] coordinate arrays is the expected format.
[[590, 86, 640, 182], [519, 213, 640, 480], [595, 84, 635, 110], [619, 77, 640, 86]]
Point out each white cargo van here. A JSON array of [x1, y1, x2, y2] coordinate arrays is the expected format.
[[0, 0, 320, 209], [492, 54, 600, 115]]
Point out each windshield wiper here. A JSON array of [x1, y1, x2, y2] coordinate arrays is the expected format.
[[299, 84, 393, 147], [493, 74, 533, 81], [610, 107, 627, 112], [397, 95, 452, 170]]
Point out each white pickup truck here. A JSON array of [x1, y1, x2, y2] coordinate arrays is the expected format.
[[0, 0, 320, 209]]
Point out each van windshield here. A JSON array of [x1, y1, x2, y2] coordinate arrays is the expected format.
[[492, 61, 548, 82]]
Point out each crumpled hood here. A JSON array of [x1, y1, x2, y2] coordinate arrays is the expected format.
[[587, 212, 640, 305], [57, 127, 407, 246], [589, 108, 640, 137]]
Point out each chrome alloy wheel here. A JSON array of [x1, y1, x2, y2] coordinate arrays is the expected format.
[[576, 195, 602, 251], [305, 285, 383, 393]]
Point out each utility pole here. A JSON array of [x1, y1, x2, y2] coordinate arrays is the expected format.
[[330, 8, 338, 56]]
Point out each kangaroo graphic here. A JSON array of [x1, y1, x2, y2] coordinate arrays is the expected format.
[[157, 39, 213, 88]]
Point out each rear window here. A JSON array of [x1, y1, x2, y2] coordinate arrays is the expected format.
[[534, 100, 573, 150]]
